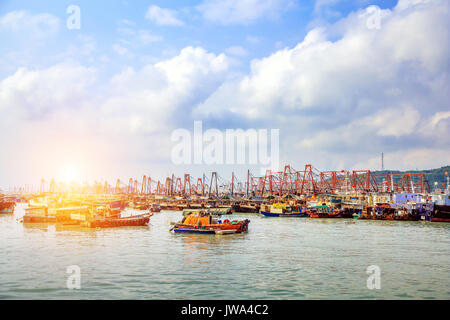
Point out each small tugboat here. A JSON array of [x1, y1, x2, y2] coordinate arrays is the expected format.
[[259, 203, 308, 217], [171, 210, 250, 234]]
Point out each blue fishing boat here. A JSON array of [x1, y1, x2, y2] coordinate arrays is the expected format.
[[173, 227, 216, 234], [259, 203, 308, 217], [260, 211, 308, 217]]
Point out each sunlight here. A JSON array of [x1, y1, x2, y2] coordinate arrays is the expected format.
[[58, 164, 81, 183]]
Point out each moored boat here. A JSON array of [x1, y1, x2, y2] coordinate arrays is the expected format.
[[23, 206, 56, 223], [233, 202, 260, 213], [171, 211, 250, 234], [81, 213, 152, 228], [182, 207, 231, 216], [150, 203, 161, 213], [432, 205, 450, 222], [360, 203, 420, 221], [0, 202, 15, 214], [307, 205, 350, 218], [109, 200, 126, 215], [259, 203, 308, 217], [0, 196, 15, 214]]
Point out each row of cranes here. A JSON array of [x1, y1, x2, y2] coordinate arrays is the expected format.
[[9, 167, 435, 196], [33, 164, 432, 197], [98, 164, 432, 197], [250, 165, 430, 196], [35, 164, 432, 196], [112, 172, 247, 197]]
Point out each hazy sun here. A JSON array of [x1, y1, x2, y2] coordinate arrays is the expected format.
[[59, 164, 81, 183]]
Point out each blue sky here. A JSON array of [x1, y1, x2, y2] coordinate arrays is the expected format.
[[0, 0, 448, 189], [1, 0, 398, 77]]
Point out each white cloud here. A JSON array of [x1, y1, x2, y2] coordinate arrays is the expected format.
[[396, 0, 434, 10], [145, 5, 184, 26], [194, 0, 449, 170], [58, 35, 97, 61], [370, 106, 421, 137], [0, 10, 60, 37], [118, 19, 136, 27], [112, 43, 130, 56], [103, 46, 230, 134], [197, 0, 293, 25], [0, 62, 96, 119], [0, 47, 231, 185], [314, 0, 343, 18], [116, 20, 163, 54], [1, 0, 449, 187], [429, 111, 450, 128]]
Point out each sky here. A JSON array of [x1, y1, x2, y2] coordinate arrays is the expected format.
[[0, 0, 449, 190]]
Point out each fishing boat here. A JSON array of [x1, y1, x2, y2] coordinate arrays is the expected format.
[[55, 206, 91, 223], [182, 207, 231, 216], [23, 206, 56, 223], [432, 205, 450, 222], [417, 203, 433, 222], [81, 213, 152, 228], [360, 203, 419, 221], [109, 200, 126, 215], [171, 211, 250, 234], [0, 200, 15, 214], [259, 203, 308, 217], [233, 202, 260, 213], [307, 205, 350, 218], [150, 203, 161, 213]]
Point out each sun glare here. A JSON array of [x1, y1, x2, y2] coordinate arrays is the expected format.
[[59, 164, 81, 183]]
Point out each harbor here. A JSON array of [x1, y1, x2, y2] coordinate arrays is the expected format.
[[0, 203, 448, 300], [0, 164, 449, 299], [3, 164, 449, 225]]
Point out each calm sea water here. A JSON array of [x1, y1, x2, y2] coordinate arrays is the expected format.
[[0, 203, 449, 300]]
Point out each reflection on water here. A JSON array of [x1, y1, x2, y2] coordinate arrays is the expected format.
[[0, 203, 449, 300]]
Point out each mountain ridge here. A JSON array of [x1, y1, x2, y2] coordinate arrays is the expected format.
[[371, 165, 450, 188]]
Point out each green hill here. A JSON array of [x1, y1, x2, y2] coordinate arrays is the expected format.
[[372, 166, 450, 189]]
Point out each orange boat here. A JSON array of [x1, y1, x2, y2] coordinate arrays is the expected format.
[[171, 211, 250, 234]]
